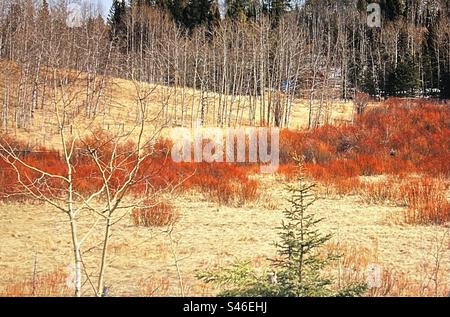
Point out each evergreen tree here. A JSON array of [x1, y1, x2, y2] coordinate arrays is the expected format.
[[360, 70, 379, 97], [381, 0, 404, 21], [108, 0, 127, 41], [226, 0, 260, 22], [227, 0, 246, 21], [386, 58, 420, 97], [270, 0, 290, 18], [271, 171, 335, 296], [356, 0, 368, 12], [166, 0, 189, 27], [38, 0, 50, 27], [198, 163, 366, 297], [422, 14, 445, 97], [40, 0, 49, 18], [265, 0, 290, 27], [440, 71, 450, 99], [184, 0, 220, 30], [130, 0, 169, 9]]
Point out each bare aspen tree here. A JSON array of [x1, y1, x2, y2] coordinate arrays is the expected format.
[[0, 75, 174, 296]]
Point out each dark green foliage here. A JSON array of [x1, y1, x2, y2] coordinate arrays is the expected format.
[[269, 0, 290, 20], [226, 0, 260, 21], [356, 0, 368, 12], [263, 0, 290, 27], [381, 0, 404, 21], [198, 261, 278, 296], [40, 0, 49, 17], [361, 70, 379, 97], [155, 0, 221, 30], [198, 166, 367, 297], [38, 0, 50, 26], [441, 71, 450, 99], [270, 179, 335, 296], [386, 59, 420, 97], [184, 0, 220, 30], [108, 0, 127, 41], [166, 0, 188, 27], [423, 22, 438, 93], [224, 0, 291, 24]]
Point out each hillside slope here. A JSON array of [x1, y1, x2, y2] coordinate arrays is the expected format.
[[0, 59, 354, 148]]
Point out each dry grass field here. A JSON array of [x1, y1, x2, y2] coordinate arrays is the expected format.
[[0, 174, 449, 296]]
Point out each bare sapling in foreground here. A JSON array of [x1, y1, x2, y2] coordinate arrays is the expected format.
[[0, 78, 178, 296]]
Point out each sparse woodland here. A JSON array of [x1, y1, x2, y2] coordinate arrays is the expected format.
[[0, 0, 449, 130], [0, 0, 449, 297]]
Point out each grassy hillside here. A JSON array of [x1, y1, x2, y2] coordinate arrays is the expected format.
[[0, 59, 355, 148]]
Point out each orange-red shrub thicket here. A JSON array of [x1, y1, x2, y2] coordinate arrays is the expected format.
[[280, 100, 450, 181], [400, 178, 450, 225], [1, 100, 448, 208], [0, 133, 260, 205]]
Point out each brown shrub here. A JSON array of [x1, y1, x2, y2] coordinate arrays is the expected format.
[[358, 177, 450, 225], [400, 178, 450, 225], [359, 179, 401, 205], [138, 276, 170, 296], [1, 269, 70, 296], [239, 179, 259, 203], [131, 200, 179, 227], [325, 242, 450, 297]]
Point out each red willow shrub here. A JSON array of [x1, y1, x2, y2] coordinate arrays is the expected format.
[[0, 146, 67, 201], [358, 176, 450, 225], [182, 162, 259, 205], [0, 135, 260, 206], [277, 99, 450, 223], [2, 99, 447, 207], [279, 100, 450, 181], [400, 178, 450, 225]]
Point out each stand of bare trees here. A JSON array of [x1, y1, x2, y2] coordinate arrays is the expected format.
[[1, 1, 449, 131]]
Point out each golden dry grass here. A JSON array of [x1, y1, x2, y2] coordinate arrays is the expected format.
[[0, 175, 448, 296]]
